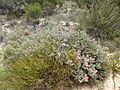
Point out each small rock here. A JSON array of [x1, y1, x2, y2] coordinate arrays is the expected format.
[[68, 21, 75, 26], [67, 8, 72, 11], [2, 25, 11, 33], [39, 18, 45, 22], [17, 20, 22, 24], [74, 23, 79, 26], [3, 22, 12, 28], [56, 4, 60, 8]]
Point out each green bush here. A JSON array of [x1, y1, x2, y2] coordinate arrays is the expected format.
[[42, 1, 55, 16], [77, 0, 120, 42], [56, 0, 65, 6], [24, 3, 42, 19]]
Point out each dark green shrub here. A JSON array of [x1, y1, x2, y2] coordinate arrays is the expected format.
[[42, 1, 55, 16], [41, 0, 65, 16], [77, 0, 120, 42], [0, 0, 27, 16], [24, 3, 42, 19]]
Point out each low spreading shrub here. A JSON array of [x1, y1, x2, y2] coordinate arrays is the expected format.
[[1, 23, 110, 90]]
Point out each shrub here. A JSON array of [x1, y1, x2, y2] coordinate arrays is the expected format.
[[72, 0, 96, 8], [0, 0, 27, 16], [101, 40, 118, 52], [1, 22, 109, 90], [77, 0, 120, 43], [41, 0, 65, 16], [56, 0, 65, 6], [0, 0, 65, 17], [42, 1, 55, 16], [24, 3, 42, 19]]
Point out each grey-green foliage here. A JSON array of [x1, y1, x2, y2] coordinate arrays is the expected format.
[[1, 21, 110, 90], [0, 0, 15, 8]]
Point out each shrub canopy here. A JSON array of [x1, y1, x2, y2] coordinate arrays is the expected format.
[[1, 23, 109, 89]]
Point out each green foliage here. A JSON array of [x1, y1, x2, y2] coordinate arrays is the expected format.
[[2, 48, 72, 90], [56, 0, 65, 6], [77, 0, 120, 45], [0, 67, 7, 90], [24, 3, 42, 19], [42, 1, 55, 16], [111, 51, 120, 75], [3, 45, 16, 63], [113, 37, 120, 48]]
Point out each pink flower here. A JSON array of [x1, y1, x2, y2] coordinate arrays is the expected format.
[[76, 50, 81, 55], [84, 62, 89, 67], [75, 50, 81, 60], [83, 62, 90, 69], [95, 70, 98, 73], [93, 70, 98, 75], [83, 74, 89, 82], [76, 54, 80, 60]]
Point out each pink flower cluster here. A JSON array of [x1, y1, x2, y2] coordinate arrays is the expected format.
[[93, 70, 98, 76], [75, 50, 81, 60], [83, 57, 90, 69], [83, 74, 89, 82], [83, 62, 90, 69]]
